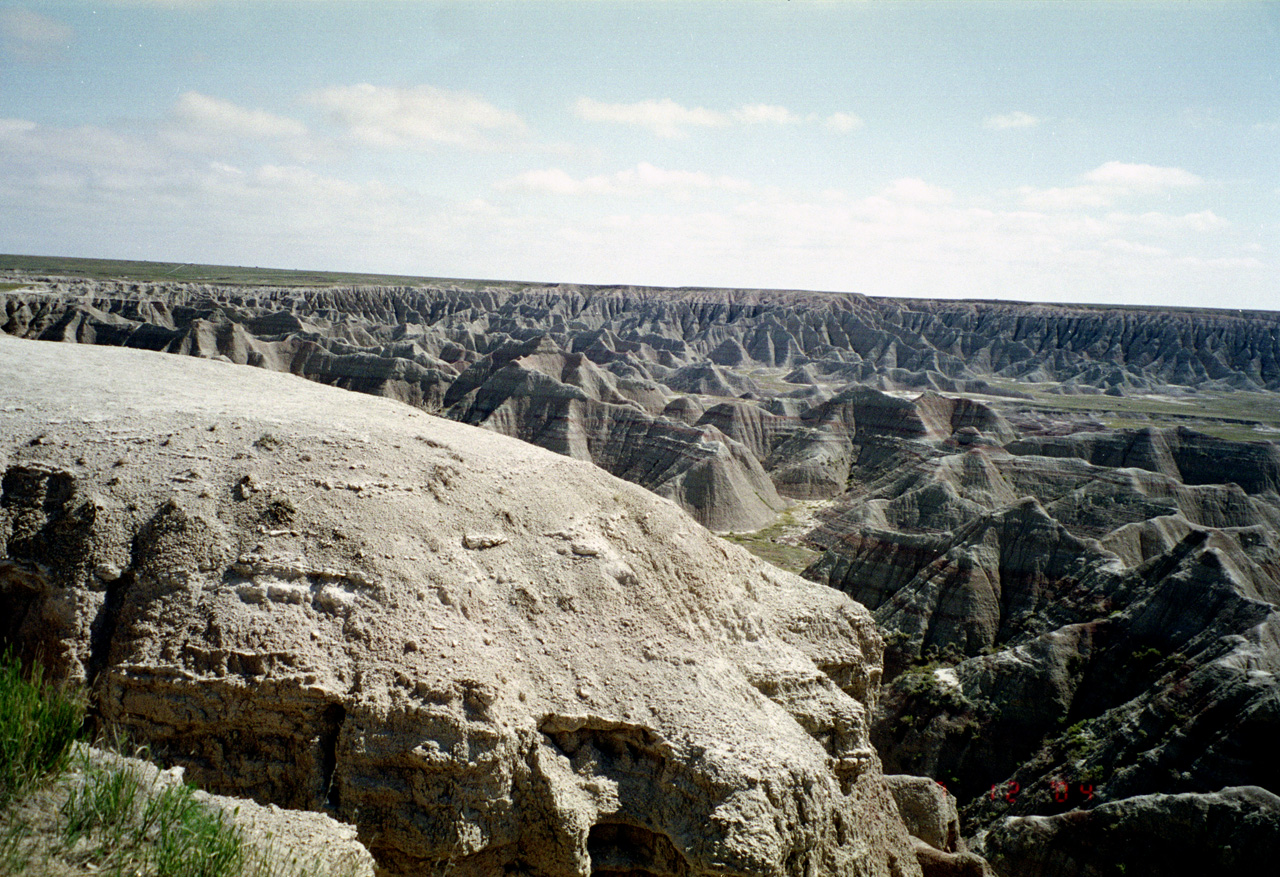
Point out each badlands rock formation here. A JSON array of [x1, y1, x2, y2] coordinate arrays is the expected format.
[[5, 279, 1279, 531], [4, 270, 1280, 874], [982, 786, 1280, 877], [0, 335, 924, 877], [804, 426, 1280, 873]]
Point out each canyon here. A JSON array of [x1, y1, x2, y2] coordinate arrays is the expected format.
[[3, 263, 1279, 876]]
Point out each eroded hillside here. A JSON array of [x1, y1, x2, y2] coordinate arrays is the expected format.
[[1, 335, 927, 877], [4, 276, 1279, 529], [4, 265, 1280, 875]]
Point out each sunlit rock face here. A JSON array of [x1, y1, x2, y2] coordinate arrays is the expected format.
[[0, 335, 923, 877]]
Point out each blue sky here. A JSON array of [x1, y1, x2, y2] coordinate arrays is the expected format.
[[1, 1, 1277, 310]]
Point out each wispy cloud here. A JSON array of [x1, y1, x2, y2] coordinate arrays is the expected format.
[[824, 112, 864, 132], [731, 104, 804, 126], [499, 162, 751, 199], [880, 178, 953, 205], [572, 98, 727, 138], [0, 118, 37, 137], [488, 186, 1254, 307], [0, 108, 1266, 312], [1016, 185, 1114, 211], [310, 84, 527, 150], [174, 92, 307, 140], [1082, 161, 1203, 190], [984, 111, 1043, 130], [1019, 161, 1205, 210], [1111, 209, 1227, 233], [573, 97, 861, 138], [0, 6, 73, 62]]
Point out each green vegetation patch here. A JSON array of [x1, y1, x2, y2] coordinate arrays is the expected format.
[[43, 759, 243, 877], [721, 506, 822, 575], [0, 652, 361, 877], [0, 652, 83, 809], [0, 253, 536, 291], [895, 663, 971, 714], [997, 388, 1280, 442]]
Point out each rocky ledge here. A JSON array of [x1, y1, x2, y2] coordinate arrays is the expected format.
[[2, 335, 930, 877]]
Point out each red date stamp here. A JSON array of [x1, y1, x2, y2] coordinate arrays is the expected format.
[[1048, 779, 1094, 804], [933, 779, 1095, 805]]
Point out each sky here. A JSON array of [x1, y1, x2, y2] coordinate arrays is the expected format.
[[0, 0, 1277, 311]]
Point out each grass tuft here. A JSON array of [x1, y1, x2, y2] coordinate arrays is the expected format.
[[0, 651, 364, 877], [0, 650, 84, 809]]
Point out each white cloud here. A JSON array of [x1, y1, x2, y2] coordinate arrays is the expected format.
[[311, 84, 527, 150], [499, 162, 751, 199], [1017, 185, 1115, 211], [0, 110, 1269, 313], [882, 178, 953, 205], [731, 104, 803, 126], [484, 190, 1261, 309], [1082, 161, 1203, 190], [573, 97, 728, 138], [573, 97, 863, 138], [1019, 162, 1206, 210], [1112, 210, 1228, 233], [501, 168, 583, 196], [0, 7, 72, 61], [0, 118, 38, 138], [0, 117, 174, 176], [466, 164, 1264, 307], [174, 92, 307, 139], [984, 111, 1042, 130], [824, 112, 864, 132], [1103, 238, 1168, 257]]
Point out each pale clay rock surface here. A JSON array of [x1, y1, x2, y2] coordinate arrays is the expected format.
[[0, 335, 920, 876]]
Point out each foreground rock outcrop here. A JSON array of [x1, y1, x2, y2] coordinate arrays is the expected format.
[[0, 335, 923, 877]]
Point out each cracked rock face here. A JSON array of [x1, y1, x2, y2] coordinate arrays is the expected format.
[[0, 335, 920, 877]]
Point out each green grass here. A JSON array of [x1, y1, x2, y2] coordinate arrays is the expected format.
[[992, 385, 1280, 442], [47, 757, 244, 877], [0, 651, 84, 809], [3, 753, 362, 877], [723, 534, 820, 575], [0, 253, 536, 291], [0, 652, 364, 877], [721, 505, 822, 575], [744, 367, 805, 395]]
